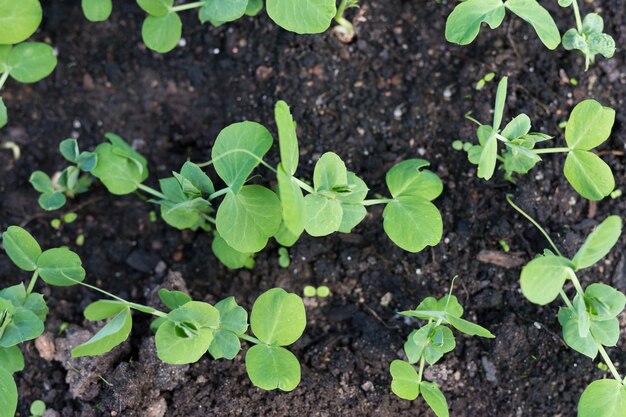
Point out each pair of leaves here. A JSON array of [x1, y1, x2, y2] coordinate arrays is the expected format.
[[578, 379, 626, 417], [0, 0, 42, 44], [404, 323, 456, 366], [561, 13, 615, 71], [390, 361, 449, 416], [563, 100, 616, 201], [92, 133, 149, 195], [445, 0, 560, 50], [81, 0, 113, 22], [0, 284, 47, 348], [0, 42, 57, 84], [520, 215, 622, 305], [245, 288, 306, 391], [3, 226, 86, 287]]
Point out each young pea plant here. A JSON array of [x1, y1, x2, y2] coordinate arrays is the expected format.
[[30, 139, 97, 211], [459, 77, 616, 201], [81, 0, 360, 53], [0, 0, 58, 129], [559, 0, 615, 70], [508, 196, 626, 417], [33, 101, 444, 269], [390, 288, 494, 417]]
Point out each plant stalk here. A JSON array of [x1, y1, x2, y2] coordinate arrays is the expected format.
[[362, 198, 392, 206], [597, 343, 623, 381], [0, 71, 9, 91], [137, 183, 167, 200], [170, 1, 204, 12], [25, 270, 39, 295], [533, 147, 571, 155], [239, 334, 262, 345]]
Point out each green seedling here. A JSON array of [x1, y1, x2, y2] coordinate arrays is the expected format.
[[390, 288, 494, 416], [475, 72, 495, 90], [278, 247, 290, 268], [445, 0, 560, 50], [303, 285, 330, 298], [508, 196, 626, 417], [461, 77, 616, 201], [0, 0, 58, 129], [50, 212, 79, 229], [1, 141, 20, 160], [33, 101, 444, 269], [303, 286, 317, 298], [559, 0, 615, 70], [31, 139, 97, 210], [81, 0, 359, 53], [76, 234, 85, 247], [29, 400, 45, 417]]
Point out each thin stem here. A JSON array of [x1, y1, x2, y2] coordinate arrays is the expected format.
[[495, 133, 509, 143], [75, 279, 167, 318], [464, 113, 483, 127], [571, 0, 583, 33], [0, 71, 9, 91], [506, 195, 562, 256], [209, 187, 229, 200], [559, 290, 574, 309], [239, 334, 262, 345], [362, 198, 392, 206], [533, 147, 571, 155], [170, 1, 204, 12], [416, 356, 426, 383], [25, 270, 39, 295], [292, 177, 315, 194], [137, 183, 167, 200], [567, 269, 585, 296], [201, 213, 216, 225], [597, 343, 623, 381]]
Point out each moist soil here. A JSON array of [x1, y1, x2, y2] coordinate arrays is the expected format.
[[1, 1, 626, 416]]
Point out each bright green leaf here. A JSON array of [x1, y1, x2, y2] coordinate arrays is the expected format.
[[493, 77, 508, 130], [275, 100, 299, 176], [420, 381, 450, 417], [158, 289, 191, 310], [246, 344, 300, 391], [84, 300, 128, 320], [2, 226, 41, 272], [558, 306, 597, 359], [504, 0, 561, 50], [91, 134, 149, 195], [565, 100, 615, 150], [36, 248, 86, 286], [142, 13, 182, 53], [520, 255, 574, 305], [199, 0, 248, 24], [446, 314, 495, 338], [250, 288, 306, 346], [383, 196, 443, 253], [564, 150, 614, 201], [303, 193, 343, 237], [573, 216, 622, 270], [0, 368, 17, 417], [445, 0, 505, 46], [585, 283, 626, 321], [266, 0, 336, 34], [0, 0, 42, 45], [211, 233, 255, 269], [277, 166, 306, 236], [578, 379, 626, 417], [0, 308, 44, 348], [81, 0, 113, 22], [313, 152, 348, 192], [155, 320, 213, 364], [0, 97, 7, 129], [7, 42, 57, 84], [137, 0, 172, 17], [0, 346, 24, 374], [386, 160, 442, 200], [390, 360, 420, 400], [72, 308, 132, 357]]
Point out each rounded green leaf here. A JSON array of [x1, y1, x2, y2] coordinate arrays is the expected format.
[[390, 360, 420, 400], [578, 379, 626, 417], [266, 0, 336, 34], [209, 330, 241, 360], [337, 203, 367, 233], [211, 233, 254, 270], [199, 0, 248, 23], [313, 152, 348, 192], [504, 0, 561, 50], [8, 42, 57, 84], [216, 185, 282, 253], [246, 345, 301, 391], [142, 13, 182, 54], [212, 121, 273, 194], [573, 216, 622, 270], [0, 309, 44, 348], [382, 196, 443, 253], [155, 320, 213, 364], [84, 300, 128, 320], [386, 160, 442, 200], [208, 297, 248, 360], [167, 301, 219, 328], [72, 308, 132, 357], [303, 194, 343, 237], [158, 289, 191, 311], [91, 136, 148, 195], [250, 288, 306, 346], [37, 248, 86, 286], [564, 150, 614, 201], [81, 0, 113, 22], [585, 283, 626, 321], [38, 192, 66, 211], [0, 346, 24, 374], [558, 306, 597, 359], [137, 0, 173, 17], [589, 317, 620, 347], [420, 381, 450, 417], [565, 100, 615, 150], [0, 368, 17, 417], [520, 255, 573, 305], [245, 0, 263, 16], [2, 226, 41, 271], [445, 0, 505, 45], [30, 400, 45, 416], [0, 0, 42, 45]]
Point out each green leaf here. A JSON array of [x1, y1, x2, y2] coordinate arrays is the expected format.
[[0, 308, 44, 348], [0, 97, 7, 129], [575, 294, 590, 338], [383, 196, 443, 253], [245, 0, 263, 16], [0, 346, 24, 374], [199, 0, 248, 23], [504, 0, 561, 50], [303, 193, 343, 237], [420, 381, 450, 417], [250, 288, 306, 346], [337, 203, 367, 233], [558, 306, 597, 359], [390, 360, 420, 400], [2, 226, 41, 271], [520, 255, 574, 305], [477, 133, 497, 180], [36, 248, 86, 286], [37, 191, 66, 211], [180, 161, 214, 195], [445, 0, 505, 45], [585, 283, 626, 321], [158, 289, 191, 310], [72, 308, 132, 357], [424, 325, 456, 365], [212, 121, 273, 194], [277, 166, 305, 236], [313, 152, 348, 192], [0, 0, 42, 45], [246, 344, 301, 391], [275, 101, 299, 176], [0, 368, 17, 417], [7, 42, 57, 84], [155, 320, 213, 364], [589, 317, 620, 347], [84, 300, 128, 320], [386, 160, 442, 200], [216, 185, 282, 253], [501, 114, 531, 140], [59, 139, 79, 162], [0, 285, 26, 307], [81, 0, 112, 22], [23, 293, 48, 321], [564, 150, 614, 201], [211, 233, 255, 269], [573, 216, 622, 270], [558, 0, 573, 6], [446, 314, 495, 338], [578, 379, 626, 417], [92, 134, 149, 195], [137, 0, 172, 17], [167, 301, 219, 328], [492, 77, 508, 130], [142, 13, 182, 53], [404, 326, 430, 364], [565, 100, 615, 150], [30, 400, 45, 416], [266, 0, 337, 34], [209, 297, 248, 360]]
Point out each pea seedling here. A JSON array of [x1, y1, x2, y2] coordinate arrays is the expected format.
[[508, 196, 626, 417], [29, 400, 46, 417], [390, 289, 494, 416], [0, 0, 58, 129], [81, 0, 360, 53], [0, 226, 308, 416], [33, 101, 444, 269], [459, 77, 616, 201]]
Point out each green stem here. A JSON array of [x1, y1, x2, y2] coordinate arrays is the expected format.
[[597, 343, 623, 381], [533, 147, 571, 155], [334, 0, 356, 35], [567, 269, 585, 296], [170, 1, 204, 12], [137, 183, 167, 200], [505, 195, 562, 256], [0, 71, 9, 91], [362, 198, 392, 206], [239, 334, 262, 345], [209, 187, 230, 200], [201, 213, 216, 224], [76, 279, 167, 318], [25, 270, 39, 295], [292, 177, 315, 194], [416, 356, 426, 383], [571, 0, 583, 33], [559, 290, 574, 309]]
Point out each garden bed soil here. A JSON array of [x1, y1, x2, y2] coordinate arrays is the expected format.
[[1, 0, 626, 416]]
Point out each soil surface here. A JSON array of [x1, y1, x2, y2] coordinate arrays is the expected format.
[[1, 1, 626, 416]]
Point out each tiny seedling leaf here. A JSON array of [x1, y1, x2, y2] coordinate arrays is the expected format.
[[390, 360, 420, 400]]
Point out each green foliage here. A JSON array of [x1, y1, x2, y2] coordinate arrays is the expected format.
[[1, 43, 57, 84], [0, 0, 42, 45], [92, 133, 149, 195], [390, 291, 491, 415], [266, 0, 337, 34], [81, 0, 113, 22], [561, 9, 615, 71], [578, 379, 626, 417], [29, 400, 46, 417], [0, 98, 7, 129], [461, 78, 616, 201], [0, 368, 18, 417], [445, 0, 559, 50]]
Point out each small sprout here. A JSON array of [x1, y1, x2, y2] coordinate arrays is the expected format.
[[570, 78, 578, 86], [29, 400, 46, 417], [278, 247, 290, 268], [50, 219, 61, 229], [498, 239, 510, 253], [149, 210, 157, 223], [1, 141, 21, 160], [452, 140, 464, 151], [63, 212, 78, 223], [303, 286, 317, 298], [316, 286, 330, 298], [598, 362, 609, 371], [610, 189, 622, 199], [76, 234, 85, 247], [475, 72, 495, 90], [59, 322, 69, 335]]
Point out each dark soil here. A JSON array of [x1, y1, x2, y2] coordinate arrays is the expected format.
[[1, 0, 625, 416]]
